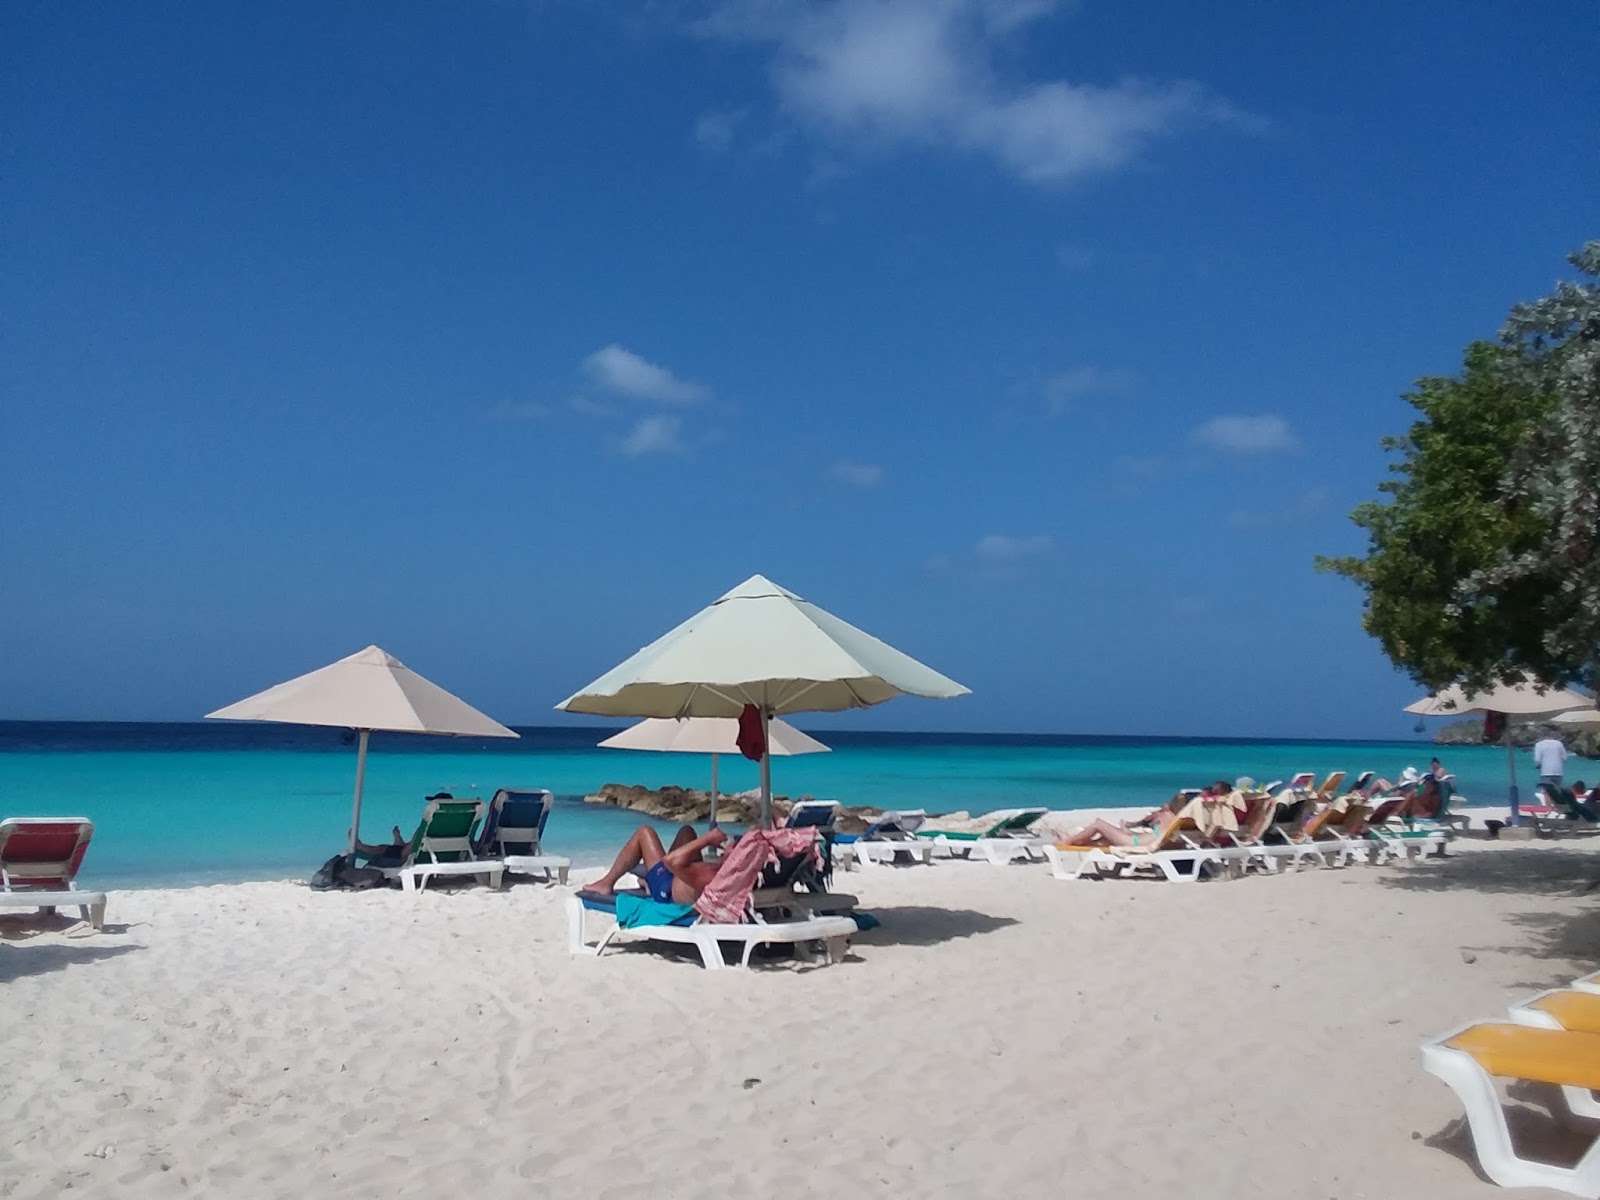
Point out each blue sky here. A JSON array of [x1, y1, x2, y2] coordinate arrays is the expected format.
[[2, 1, 1595, 737]]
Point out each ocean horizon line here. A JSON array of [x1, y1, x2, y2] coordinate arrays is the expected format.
[[0, 717, 1438, 749]]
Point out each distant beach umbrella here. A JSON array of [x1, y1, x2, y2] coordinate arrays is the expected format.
[[598, 716, 830, 826], [1403, 682, 1589, 719], [1553, 708, 1600, 730], [1404, 681, 1589, 817], [206, 645, 518, 852], [558, 574, 969, 827]]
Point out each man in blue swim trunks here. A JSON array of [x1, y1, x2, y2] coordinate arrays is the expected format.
[[580, 824, 728, 905]]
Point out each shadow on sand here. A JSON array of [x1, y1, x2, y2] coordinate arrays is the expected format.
[[1379, 847, 1600, 985], [852, 905, 1019, 947], [1380, 849, 1600, 1180], [0, 940, 141, 983]]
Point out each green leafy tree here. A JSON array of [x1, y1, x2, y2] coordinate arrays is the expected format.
[[1463, 241, 1600, 694], [1317, 344, 1556, 690], [1323, 241, 1600, 695]]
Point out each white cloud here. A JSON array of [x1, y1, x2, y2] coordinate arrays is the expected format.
[[1229, 485, 1330, 529], [618, 415, 688, 457], [1043, 365, 1135, 414], [832, 459, 884, 487], [1191, 414, 1300, 455], [696, 1, 1246, 185], [693, 109, 744, 153], [975, 532, 1054, 562], [583, 344, 708, 404]]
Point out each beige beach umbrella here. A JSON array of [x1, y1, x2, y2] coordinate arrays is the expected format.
[[1404, 681, 1589, 814], [559, 574, 969, 826], [206, 645, 518, 852], [598, 716, 829, 826], [1402, 682, 1590, 719], [1553, 708, 1600, 730]]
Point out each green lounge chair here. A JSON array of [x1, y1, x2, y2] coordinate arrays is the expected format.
[[917, 808, 1050, 864], [379, 797, 501, 893]]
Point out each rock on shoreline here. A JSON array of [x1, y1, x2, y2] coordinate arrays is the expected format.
[[1434, 718, 1598, 757], [582, 782, 993, 834]]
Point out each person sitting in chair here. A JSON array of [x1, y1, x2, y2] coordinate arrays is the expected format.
[[580, 824, 729, 905]]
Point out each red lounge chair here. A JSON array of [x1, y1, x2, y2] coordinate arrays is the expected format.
[[0, 817, 107, 928]]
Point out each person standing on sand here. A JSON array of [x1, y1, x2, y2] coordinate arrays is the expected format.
[[1533, 734, 1570, 797]]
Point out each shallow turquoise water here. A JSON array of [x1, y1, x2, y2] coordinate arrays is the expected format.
[[0, 723, 1533, 889]]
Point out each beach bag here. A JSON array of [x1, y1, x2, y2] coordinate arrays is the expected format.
[[309, 854, 344, 891], [309, 853, 388, 891]]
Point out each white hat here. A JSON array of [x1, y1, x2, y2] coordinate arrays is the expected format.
[[1399, 765, 1421, 784]]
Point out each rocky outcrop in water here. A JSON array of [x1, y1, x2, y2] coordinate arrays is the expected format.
[[583, 782, 887, 832], [1434, 718, 1598, 758]]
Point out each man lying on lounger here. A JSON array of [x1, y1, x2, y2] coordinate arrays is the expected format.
[[579, 825, 729, 905]]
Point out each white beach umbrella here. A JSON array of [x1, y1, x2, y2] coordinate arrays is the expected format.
[[206, 645, 518, 852], [558, 574, 969, 826], [1402, 682, 1590, 719], [1554, 708, 1600, 730], [597, 716, 830, 826], [1404, 681, 1589, 811]]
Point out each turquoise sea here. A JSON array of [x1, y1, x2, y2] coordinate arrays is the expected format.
[[0, 722, 1539, 890]]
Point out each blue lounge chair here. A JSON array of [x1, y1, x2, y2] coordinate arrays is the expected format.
[[479, 788, 571, 884]]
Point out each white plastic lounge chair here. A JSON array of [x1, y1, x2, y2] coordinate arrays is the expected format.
[[566, 893, 855, 970], [0, 887, 107, 928], [479, 788, 571, 884], [1506, 988, 1600, 1120], [1046, 813, 1223, 882], [919, 808, 1050, 864], [375, 798, 504, 893], [1421, 1020, 1600, 1195], [838, 810, 933, 868], [0, 816, 108, 928], [1045, 843, 1224, 882]]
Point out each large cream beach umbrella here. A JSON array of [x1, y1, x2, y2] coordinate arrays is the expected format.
[[558, 574, 969, 826], [598, 716, 829, 826], [1404, 681, 1589, 814], [206, 645, 519, 852], [1554, 707, 1600, 730]]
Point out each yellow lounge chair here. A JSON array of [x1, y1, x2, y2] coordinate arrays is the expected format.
[[1422, 1020, 1600, 1195], [1507, 988, 1600, 1119]]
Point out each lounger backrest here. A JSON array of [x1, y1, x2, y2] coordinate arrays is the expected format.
[[0, 817, 94, 887], [413, 800, 484, 863], [1314, 772, 1346, 799], [1237, 793, 1276, 841], [866, 809, 926, 839], [1287, 771, 1316, 791], [1299, 803, 1339, 838], [786, 800, 840, 830], [484, 789, 553, 854], [1367, 796, 1404, 825], [989, 808, 1047, 836]]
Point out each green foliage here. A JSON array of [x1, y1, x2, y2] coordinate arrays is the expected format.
[[1323, 241, 1600, 695], [1464, 241, 1600, 693], [1317, 343, 1556, 689]]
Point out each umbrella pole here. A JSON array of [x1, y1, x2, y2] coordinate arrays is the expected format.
[[348, 728, 371, 854], [709, 752, 720, 828], [759, 708, 773, 829], [1505, 730, 1520, 825]]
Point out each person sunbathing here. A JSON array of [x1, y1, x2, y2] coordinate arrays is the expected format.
[[1057, 784, 1220, 849], [351, 826, 414, 868], [580, 824, 729, 905]]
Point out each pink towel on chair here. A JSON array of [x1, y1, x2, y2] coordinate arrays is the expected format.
[[695, 828, 820, 925]]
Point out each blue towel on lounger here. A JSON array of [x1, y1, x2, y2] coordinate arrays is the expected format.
[[613, 893, 697, 929]]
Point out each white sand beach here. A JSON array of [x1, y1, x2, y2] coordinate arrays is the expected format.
[[5, 838, 1600, 1199]]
